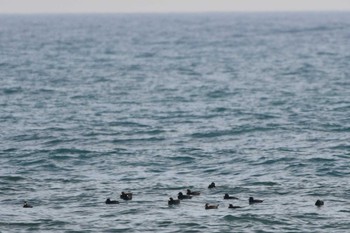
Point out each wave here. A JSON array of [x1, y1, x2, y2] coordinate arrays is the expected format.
[[0, 175, 26, 182], [112, 137, 165, 143], [189, 126, 274, 138], [1, 87, 23, 95]]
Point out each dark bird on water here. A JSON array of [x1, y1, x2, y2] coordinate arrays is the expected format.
[[315, 200, 324, 207], [105, 198, 119, 204], [178, 192, 192, 200], [249, 197, 263, 204], [23, 201, 33, 208], [208, 182, 216, 189], [228, 204, 242, 209], [168, 197, 180, 205], [205, 203, 219, 209], [120, 192, 132, 200], [187, 189, 200, 196], [224, 194, 239, 200]]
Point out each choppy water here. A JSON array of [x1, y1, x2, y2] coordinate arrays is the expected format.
[[1, 12, 350, 232]]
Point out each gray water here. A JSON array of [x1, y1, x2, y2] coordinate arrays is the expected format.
[[1, 12, 350, 232]]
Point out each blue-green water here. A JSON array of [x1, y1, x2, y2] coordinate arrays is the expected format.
[[1, 12, 350, 232]]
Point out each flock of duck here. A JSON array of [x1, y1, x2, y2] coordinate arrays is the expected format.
[[167, 182, 258, 209], [23, 182, 325, 209], [171, 182, 270, 209]]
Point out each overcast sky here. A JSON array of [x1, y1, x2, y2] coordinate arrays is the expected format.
[[1, 0, 350, 14]]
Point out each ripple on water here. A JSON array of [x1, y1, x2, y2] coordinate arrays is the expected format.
[[1, 13, 350, 233]]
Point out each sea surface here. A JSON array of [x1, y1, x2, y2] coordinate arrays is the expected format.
[[0, 12, 350, 232]]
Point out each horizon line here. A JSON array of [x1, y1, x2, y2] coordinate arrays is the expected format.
[[1, 9, 349, 15]]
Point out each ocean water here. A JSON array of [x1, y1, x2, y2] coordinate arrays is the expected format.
[[0, 12, 350, 232]]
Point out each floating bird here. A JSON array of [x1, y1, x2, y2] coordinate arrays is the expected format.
[[23, 201, 33, 208], [228, 204, 242, 209], [224, 194, 239, 200], [208, 182, 216, 189], [187, 189, 200, 196], [168, 197, 180, 205], [205, 203, 219, 209], [105, 198, 119, 204], [120, 192, 132, 200], [249, 197, 263, 204], [315, 200, 324, 207], [178, 192, 192, 200]]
